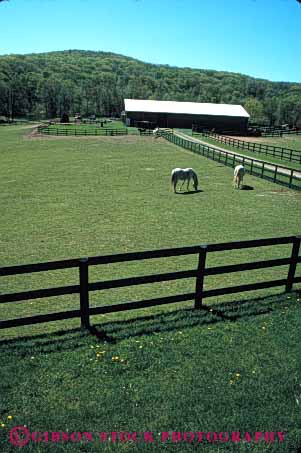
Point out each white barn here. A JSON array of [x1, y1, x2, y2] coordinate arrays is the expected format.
[[122, 99, 250, 133]]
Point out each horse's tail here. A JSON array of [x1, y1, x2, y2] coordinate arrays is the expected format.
[[193, 172, 199, 190], [171, 171, 176, 187], [171, 171, 178, 192]]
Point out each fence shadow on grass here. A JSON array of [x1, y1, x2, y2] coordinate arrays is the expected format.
[[0, 292, 297, 355]]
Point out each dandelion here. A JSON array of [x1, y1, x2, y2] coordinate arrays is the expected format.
[[139, 345, 143, 349], [229, 380, 234, 385], [7, 416, 12, 420], [1, 424, 5, 428], [235, 373, 241, 378]]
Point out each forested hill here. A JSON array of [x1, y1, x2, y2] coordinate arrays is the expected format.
[[0, 49, 300, 125]]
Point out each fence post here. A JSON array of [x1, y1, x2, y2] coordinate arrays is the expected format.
[[250, 159, 254, 174], [195, 246, 207, 309], [79, 258, 90, 328], [261, 162, 265, 178], [286, 236, 301, 292], [274, 165, 278, 183]]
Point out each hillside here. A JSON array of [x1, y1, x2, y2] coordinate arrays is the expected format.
[[0, 49, 300, 125]]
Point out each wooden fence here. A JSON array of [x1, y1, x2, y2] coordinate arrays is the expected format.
[[0, 236, 300, 330], [201, 132, 301, 164], [37, 126, 128, 136], [139, 129, 153, 135], [161, 131, 301, 190], [261, 129, 301, 137]]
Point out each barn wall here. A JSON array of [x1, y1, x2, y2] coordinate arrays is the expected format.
[[125, 111, 249, 133]]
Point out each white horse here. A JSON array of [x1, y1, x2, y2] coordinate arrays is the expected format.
[[171, 168, 199, 193], [153, 127, 160, 138], [233, 164, 245, 189]]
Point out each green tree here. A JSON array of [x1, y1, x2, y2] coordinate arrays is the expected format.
[[244, 97, 265, 122]]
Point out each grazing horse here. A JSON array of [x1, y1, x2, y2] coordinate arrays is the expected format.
[[233, 164, 245, 189], [171, 168, 199, 193], [153, 127, 160, 138]]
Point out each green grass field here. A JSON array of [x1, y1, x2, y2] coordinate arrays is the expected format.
[[0, 126, 300, 452], [42, 120, 138, 135], [184, 131, 301, 170]]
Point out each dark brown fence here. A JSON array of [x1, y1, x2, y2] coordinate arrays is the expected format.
[[201, 132, 301, 164], [261, 129, 301, 137], [139, 129, 153, 135], [0, 236, 300, 330], [162, 131, 301, 190], [37, 126, 128, 136]]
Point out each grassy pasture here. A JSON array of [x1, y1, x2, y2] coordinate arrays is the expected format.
[[186, 131, 301, 170], [0, 126, 300, 452], [44, 120, 138, 135], [0, 292, 300, 452], [0, 125, 300, 338]]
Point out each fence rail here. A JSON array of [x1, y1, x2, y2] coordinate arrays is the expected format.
[[201, 132, 301, 164], [0, 236, 300, 330], [37, 126, 128, 136], [161, 131, 300, 190], [261, 129, 301, 137]]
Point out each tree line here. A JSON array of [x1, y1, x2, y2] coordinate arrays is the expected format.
[[0, 50, 300, 126]]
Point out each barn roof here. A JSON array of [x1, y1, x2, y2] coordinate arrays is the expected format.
[[124, 99, 250, 118]]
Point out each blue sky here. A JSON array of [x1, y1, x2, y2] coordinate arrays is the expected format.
[[0, 0, 300, 83]]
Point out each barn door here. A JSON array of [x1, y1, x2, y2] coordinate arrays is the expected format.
[[158, 113, 168, 128]]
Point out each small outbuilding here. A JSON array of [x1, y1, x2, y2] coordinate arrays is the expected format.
[[122, 99, 250, 133]]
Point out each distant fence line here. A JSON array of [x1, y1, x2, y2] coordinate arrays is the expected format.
[[0, 236, 300, 331], [161, 131, 301, 191], [138, 128, 153, 135], [259, 128, 301, 137], [200, 132, 301, 165], [37, 126, 128, 136], [248, 125, 301, 137]]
